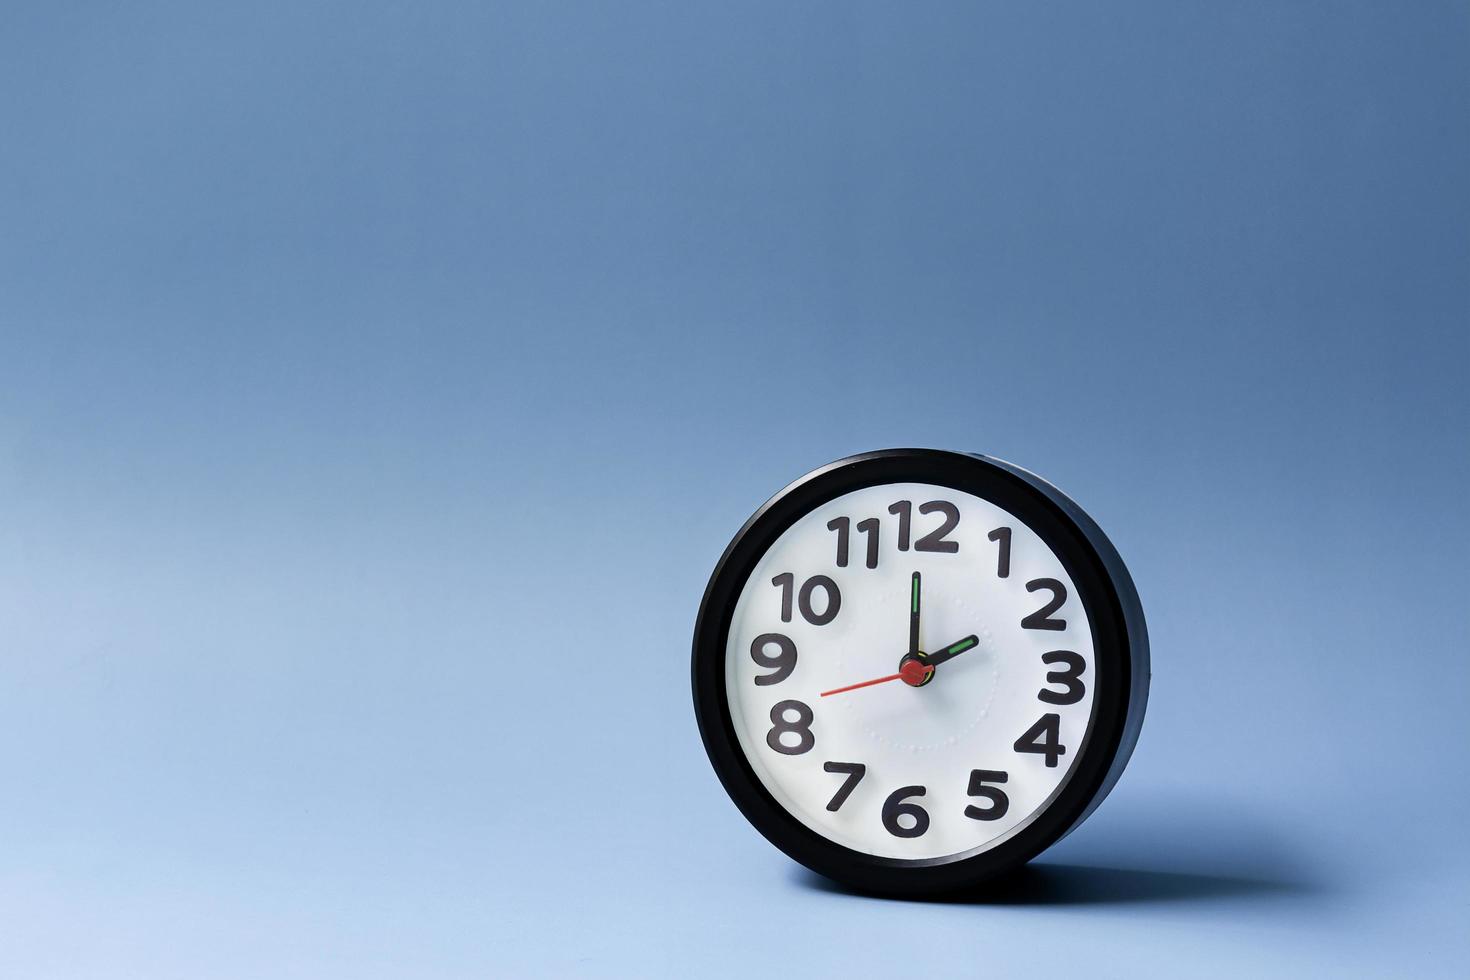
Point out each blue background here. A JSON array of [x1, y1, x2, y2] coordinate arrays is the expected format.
[[2, 2, 1467, 976]]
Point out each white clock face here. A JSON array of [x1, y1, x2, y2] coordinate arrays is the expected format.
[[724, 482, 1096, 861]]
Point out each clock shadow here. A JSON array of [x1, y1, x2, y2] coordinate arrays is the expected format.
[[790, 796, 1322, 906], [792, 861, 1310, 906]]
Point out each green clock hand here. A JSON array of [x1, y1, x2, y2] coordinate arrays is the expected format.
[[924, 634, 980, 667], [908, 572, 921, 656]]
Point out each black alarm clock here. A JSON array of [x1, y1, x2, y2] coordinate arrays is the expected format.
[[692, 449, 1149, 896]]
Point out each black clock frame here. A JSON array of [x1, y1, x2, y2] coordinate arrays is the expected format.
[[691, 449, 1149, 897]]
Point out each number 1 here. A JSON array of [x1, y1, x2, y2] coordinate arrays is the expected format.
[[988, 526, 1011, 578]]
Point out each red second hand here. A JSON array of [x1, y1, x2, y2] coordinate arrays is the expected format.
[[820, 658, 931, 697]]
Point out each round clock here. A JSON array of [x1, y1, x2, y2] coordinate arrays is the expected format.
[[691, 449, 1149, 896]]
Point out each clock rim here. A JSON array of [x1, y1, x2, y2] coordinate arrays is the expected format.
[[691, 448, 1149, 897]]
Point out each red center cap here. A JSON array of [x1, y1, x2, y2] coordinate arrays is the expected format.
[[899, 658, 931, 687]]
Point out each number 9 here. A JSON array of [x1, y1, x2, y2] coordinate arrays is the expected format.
[[750, 633, 797, 686]]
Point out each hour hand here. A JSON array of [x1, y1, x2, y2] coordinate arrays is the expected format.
[[924, 634, 979, 667]]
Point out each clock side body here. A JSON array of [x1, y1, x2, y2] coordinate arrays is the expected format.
[[692, 449, 1150, 896]]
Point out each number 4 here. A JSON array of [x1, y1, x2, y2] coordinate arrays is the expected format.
[[1013, 713, 1066, 768]]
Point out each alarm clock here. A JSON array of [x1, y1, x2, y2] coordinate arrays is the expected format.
[[691, 449, 1149, 896]]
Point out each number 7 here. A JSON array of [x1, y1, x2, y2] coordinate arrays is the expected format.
[[822, 762, 867, 811]]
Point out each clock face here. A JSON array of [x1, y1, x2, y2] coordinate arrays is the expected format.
[[722, 482, 1095, 861], [693, 450, 1148, 894]]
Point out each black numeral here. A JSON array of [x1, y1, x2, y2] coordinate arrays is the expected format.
[[767, 700, 814, 755], [887, 500, 913, 551], [749, 633, 797, 686], [822, 762, 866, 811], [881, 786, 930, 838], [826, 517, 850, 567], [799, 575, 840, 625], [829, 516, 880, 569], [773, 572, 796, 621], [855, 518, 880, 569], [772, 573, 842, 626], [1038, 650, 1085, 705], [1013, 713, 1065, 767], [987, 527, 1011, 578], [1021, 578, 1067, 630], [915, 501, 960, 553], [964, 769, 1010, 821], [889, 499, 960, 553]]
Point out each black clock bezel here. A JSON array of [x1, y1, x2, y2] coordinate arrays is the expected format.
[[691, 449, 1149, 897]]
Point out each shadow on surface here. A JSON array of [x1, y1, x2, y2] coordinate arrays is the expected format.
[[793, 861, 1313, 906]]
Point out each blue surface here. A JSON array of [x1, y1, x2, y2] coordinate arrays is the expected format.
[[2, 2, 1467, 976]]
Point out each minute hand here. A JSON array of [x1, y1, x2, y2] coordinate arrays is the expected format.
[[908, 572, 922, 657], [925, 634, 980, 667]]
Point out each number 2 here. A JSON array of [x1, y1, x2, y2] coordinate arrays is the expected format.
[[1021, 578, 1067, 630]]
